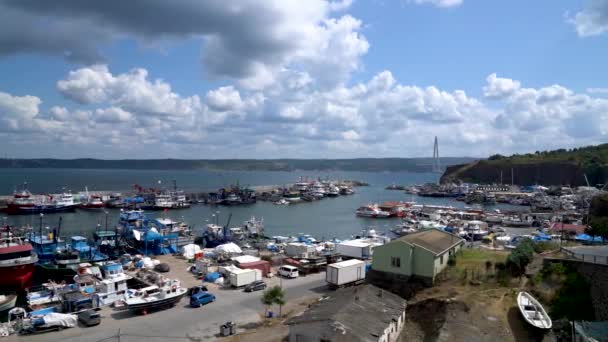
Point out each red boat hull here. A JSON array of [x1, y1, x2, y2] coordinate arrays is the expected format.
[[0, 263, 35, 290]]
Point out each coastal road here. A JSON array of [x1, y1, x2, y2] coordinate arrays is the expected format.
[[8, 273, 328, 342]]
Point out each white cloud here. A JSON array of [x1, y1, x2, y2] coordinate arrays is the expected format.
[[205, 86, 243, 112], [408, 0, 463, 8], [57, 65, 203, 119], [567, 0, 608, 37], [483, 73, 521, 99], [95, 107, 132, 123], [329, 0, 354, 11], [587, 87, 608, 94], [0, 91, 41, 119]]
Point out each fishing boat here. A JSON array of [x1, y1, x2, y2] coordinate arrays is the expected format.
[[311, 182, 326, 198], [274, 198, 289, 206], [154, 192, 176, 210], [339, 186, 354, 195], [0, 236, 38, 290], [30, 232, 108, 281], [243, 216, 264, 236], [355, 205, 390, 218], [283, 192, 301, 202], [517, 292, 552, 330], [79, 187, 105, 210], [79, 195, 104, 209], [326, 185, 340, 197], [0, 293, 17, 311], [5, 190, 76, 214], [120, 280, 187, 313], [294, 181, 310, 192]]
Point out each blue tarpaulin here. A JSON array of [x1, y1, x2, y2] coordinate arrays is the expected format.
[[204, 272, 221, 282], [533, 232, 551, 242], [575, 234, 592, 241]]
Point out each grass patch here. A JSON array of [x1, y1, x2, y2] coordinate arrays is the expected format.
[[456, 249, 509, 268], [444, 249, 509, 285]]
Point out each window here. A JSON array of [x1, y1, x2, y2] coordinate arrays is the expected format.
[[391, 257, 400, 268], [440, 255, 444, 264]]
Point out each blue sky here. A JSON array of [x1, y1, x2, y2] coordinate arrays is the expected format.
[[0, 0, 607, 159]]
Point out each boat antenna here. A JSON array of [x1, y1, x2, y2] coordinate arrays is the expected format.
[[39, 213, 43, 240], [56, 216, 62, 243]]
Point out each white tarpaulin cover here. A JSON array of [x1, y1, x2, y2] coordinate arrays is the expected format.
[[231, 255, 260, 264], [42, 313, 78, 328], [142, 257, 155, 269], [182, 244, 201, 259], [215, 242, 242, 254]]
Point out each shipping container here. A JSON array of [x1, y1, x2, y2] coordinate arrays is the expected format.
[[326, 259, 366, 288], [229, 268, 259, 287], [239, 260, 271, 277]]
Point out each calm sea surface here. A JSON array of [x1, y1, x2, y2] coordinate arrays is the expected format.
[[0, 168, 523, 239]]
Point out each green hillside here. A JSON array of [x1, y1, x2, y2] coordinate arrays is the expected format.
[[441, 144, 608, 186]]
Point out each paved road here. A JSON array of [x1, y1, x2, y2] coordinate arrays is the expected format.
[[8, 273, 328, 342]]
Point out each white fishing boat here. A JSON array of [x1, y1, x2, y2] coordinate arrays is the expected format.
[[121, 280, 187, 313], [0, 293, 17, 311], [355, 205, 390, 218], [274, 198, 290, 206], [326, 185, 340, 197], [517, 292, 552, 330]]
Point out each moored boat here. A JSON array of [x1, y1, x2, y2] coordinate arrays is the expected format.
[[517, 292, 552, 330], [0, 293, 17, 311], [355, 205, 391, 218], [0, 236, 38, 291], [120, 280, 187, 314], [283, 192, 301, 202]]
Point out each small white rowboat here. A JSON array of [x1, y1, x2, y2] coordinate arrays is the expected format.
[[517, 291, 552, 329]]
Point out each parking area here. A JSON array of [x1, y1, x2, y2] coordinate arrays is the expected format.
[[8, 270, 327, 342]]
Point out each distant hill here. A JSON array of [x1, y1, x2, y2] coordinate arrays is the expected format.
[[440, 144, 608, 186], [0, 157, 476, 173]]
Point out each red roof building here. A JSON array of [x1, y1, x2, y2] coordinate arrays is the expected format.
[[549, 222, 587, 235]]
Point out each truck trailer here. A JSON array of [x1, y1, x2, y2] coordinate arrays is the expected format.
[[326, 259, 366, 289]]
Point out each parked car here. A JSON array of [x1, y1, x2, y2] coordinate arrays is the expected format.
[[244, 280, 267, 292], [278, 265, 299, 278], [78, 309, 101, 327], [187, 285, 209, 296], [190, 291, 216, 308]]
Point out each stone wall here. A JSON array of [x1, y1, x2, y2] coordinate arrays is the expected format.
[[543, 258, 608, 320]]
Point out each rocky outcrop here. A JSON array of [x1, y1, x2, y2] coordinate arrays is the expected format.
[[440, 160, 593, 186]]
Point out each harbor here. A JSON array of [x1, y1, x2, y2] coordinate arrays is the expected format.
[[0, 168, 605, 341]]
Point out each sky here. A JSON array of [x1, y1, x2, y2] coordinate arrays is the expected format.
[[0, 0, 607, 159]]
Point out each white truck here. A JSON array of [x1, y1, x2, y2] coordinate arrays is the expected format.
[[229, 268, 262, 287], [326, 259, 366, 289]]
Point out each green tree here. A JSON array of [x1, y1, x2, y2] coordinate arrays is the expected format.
[[588, 216, 608, 239], [506, 238, 534, 277], [261, 288, 274, 318], [261, 286, 287, 318]]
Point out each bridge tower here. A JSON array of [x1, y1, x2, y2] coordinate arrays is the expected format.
[[432, 136, 441, 173]]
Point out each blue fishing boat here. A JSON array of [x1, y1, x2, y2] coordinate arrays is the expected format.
[[28, 229, 108, 281], [117, 210, 179, 256]]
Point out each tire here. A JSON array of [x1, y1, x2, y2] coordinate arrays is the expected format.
[[154, 263, 170, 273]]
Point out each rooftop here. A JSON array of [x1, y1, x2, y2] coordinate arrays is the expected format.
[[549, 222, 587, 234], [398, 229, 464, 255], [286, 284, 406, 340]]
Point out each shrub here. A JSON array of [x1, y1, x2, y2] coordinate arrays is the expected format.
[[506, 238, 534, 276], [533, 241, 556, 253], [550, 272, 594, 321]]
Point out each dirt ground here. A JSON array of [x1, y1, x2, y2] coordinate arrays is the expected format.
[[402, 250, 558, 342], [221, 296, 319, 342]]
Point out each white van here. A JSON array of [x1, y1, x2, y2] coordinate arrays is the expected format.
[[278, 265, 299, 278]]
